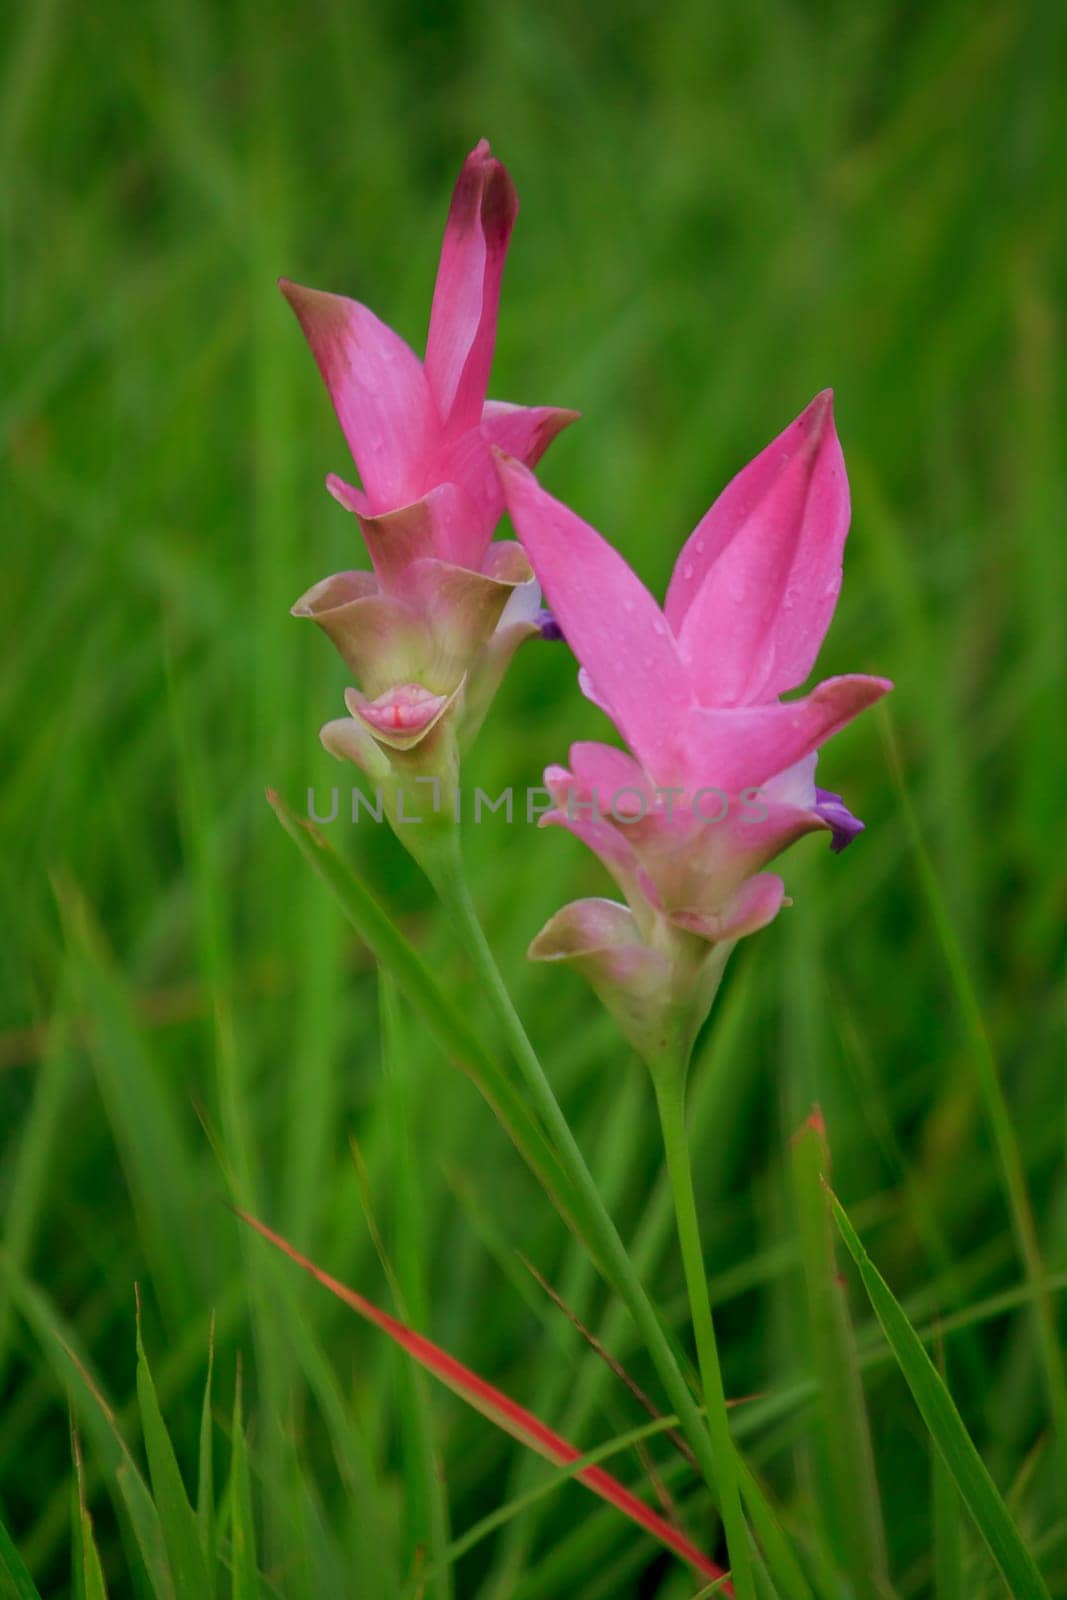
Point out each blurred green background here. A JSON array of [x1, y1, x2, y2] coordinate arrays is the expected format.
[[2, 0, 1065, 1594]]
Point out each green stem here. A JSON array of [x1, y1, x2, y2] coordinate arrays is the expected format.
[[654, 1068, 755, 1600], [429, 842, 754, 1593]]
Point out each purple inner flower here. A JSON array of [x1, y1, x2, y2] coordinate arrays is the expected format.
[[814, 787, 865, 853], [536, 608, 565, 642]]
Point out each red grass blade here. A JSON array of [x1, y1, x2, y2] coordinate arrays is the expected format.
[[237, 1208, 729, 1588]]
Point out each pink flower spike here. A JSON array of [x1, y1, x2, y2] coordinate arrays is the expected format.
[[510, 394, 891, 1068], [495, 453, 692, 779], [285, 143, 576, 772], [425, 139, 518, 436], [279, 279, 435, 512], [666, 391, 851, 706]]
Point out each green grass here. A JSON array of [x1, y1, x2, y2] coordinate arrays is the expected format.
[[2, 0, 1065, 1594]]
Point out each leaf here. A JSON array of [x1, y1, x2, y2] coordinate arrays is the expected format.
[[423, 1411, 716, 1579], [238, 1208, 728, 1589], [733, 1459, 814, 1600], [829, 1188, 1052, 1600], [376, 973, 453, 1600], [135, 1296, 212, 1600], [228, 1362, 258, 1600], [790, 1112, 888, 1596], [932, 1423, 964, 1600], [5, 1266, 173, 1600], [196, 1315, 216, 1592], [880, 706, 1067, 1487], [0, 1507, 43, 1600], [52, 877, 198, 1325], [72, 1428, 109, 1600]]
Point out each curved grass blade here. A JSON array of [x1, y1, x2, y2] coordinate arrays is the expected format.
[[4, 1266, 173, 1600], [135, 1297, 212, 1600], [790, 1113, 888, 1596], [829, 1188, 1052, 1599], [0, 1507, 43, 1600], [238, 1208, 728, 1590]]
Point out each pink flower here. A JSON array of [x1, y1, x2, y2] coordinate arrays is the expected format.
[[496, 393, 892, 1063], [282, 141, 576, 769]]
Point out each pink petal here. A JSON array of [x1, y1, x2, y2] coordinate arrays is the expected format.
[[528, 897, 656, 965], [568, 742, 655, 816], [666, 392, 851, 706], [671, 873, 786, 943], [488, 541, 542, 627], [480, 400, 580, 467], [424, 140, 518, 436], [496, 456, 692, 780], [423, 427, 504, 570], [542, 800, 652, 900], [683, 673, 893, 794], [354, 492, 444, 591], [529, 898, 686, 1065], [280, 278, 437, 512], [405, 550, 529, 679], [541, 774, 661, 929], [461, 571, 543, 750], [577, 665, 613, 719], [326, 474, 371, 517], [528, 898, 671, 996], [345, 680, 458, 750], [354, 482, 485, 588], [431, 402, 580, 566], [320, 715, 391, 781], [290, 569, 426, 695]]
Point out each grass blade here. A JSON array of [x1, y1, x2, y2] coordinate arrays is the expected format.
[[135, 1296, 212, 1600], [196, 1315, 216, 1591], [0, 1507, 43, 1600], [880, 706, 1067, 1492], [829, 1188, 1051, 1599], [52, 877, 198, 1325], [72, 1429, 109, 1600], [228, 1363, 258, 1600], [5, 1268, 173, 1600], [376, 972, 453, 1600], [238, 1208, 728, 1589], [423, 1411, 710, 1581], [932, 1433, 965, 1600], [790, 1112, 888, 1596]]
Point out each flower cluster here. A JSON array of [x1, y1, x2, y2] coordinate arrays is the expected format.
[[497, 397, 891, 1063], [288, 140, 891, 1064], [283, 140, 576, 823]]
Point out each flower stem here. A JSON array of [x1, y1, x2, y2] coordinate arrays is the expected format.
[[654, 1068, 755, 1600], [429, 843, 754, 1595]]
